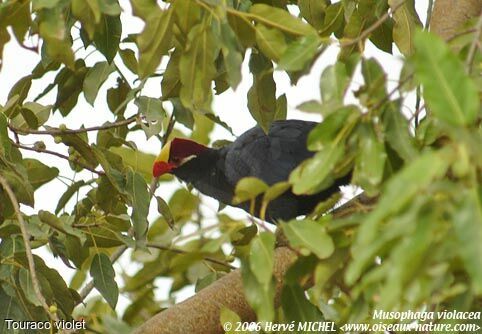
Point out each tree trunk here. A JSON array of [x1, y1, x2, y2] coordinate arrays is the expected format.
[[430, 0, 482, 39]]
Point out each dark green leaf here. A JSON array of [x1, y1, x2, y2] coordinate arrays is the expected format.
[[126, 170, 150, 243], [24, 158, 59, 190], [94, 14, 121, 63], [90, 253, 119, 309], [282, 219, 334, 259], [413, 31, 479, 126], [83, 61, 115, 105]]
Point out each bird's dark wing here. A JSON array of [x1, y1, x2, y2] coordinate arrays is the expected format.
[[224, 120, 317, 186]]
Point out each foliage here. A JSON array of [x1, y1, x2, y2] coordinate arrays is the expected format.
[[0, 0, 481, 333]]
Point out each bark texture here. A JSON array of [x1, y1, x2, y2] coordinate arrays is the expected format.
[[135, 247, 297, 334], [431, 0, 482, 39]]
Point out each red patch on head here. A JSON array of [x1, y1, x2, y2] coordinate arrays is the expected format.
[[153, 161, 175, 177], [170, 138, 208, 162]]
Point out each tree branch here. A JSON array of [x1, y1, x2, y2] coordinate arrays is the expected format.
[[8, 115, 138, 135], [11, 142, 105, 176], [430, 0, 482, 40], [146, 242, 236, 270], [134, 247, 297, 334], [0, 175, 60, 323]]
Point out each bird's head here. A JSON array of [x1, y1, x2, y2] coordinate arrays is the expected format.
[[153, 138, 208, 177]]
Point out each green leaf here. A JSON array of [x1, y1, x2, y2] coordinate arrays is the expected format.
[[389, 0, 421, 56], [382, 102, 418, 161], [38, 8, 75, 68], [2, 170, 35, 207], [233, 177, 268, 205], [319, 63, 350, 114], [282, 219, 334, 259], [353, 123, 387, 196], [8, 75, 32, 104], [220, 307, 246, 334], [356, 58, 386, 107], [320, 2, 344, 36], [126, 170, 150, 243], [290, 143, 344, 195], [307, 106, 360, 151], [413, 31, 479, 126], [156, 196, 174, 229], [247, 53, 276, 133], [24, 158, 59, 190], [119, 48, 138, 74], [12, 102, 51, 130], [220, 23, 243, 89], [71, 0, 99, 39], [137, 7, 173, 78], [83, 61, 115, 105], [255, 24, 287, 61], [278, 34, 321, 71], [299, 0, 328, 29], [250, 4, 317, 36], [281, 284, 324, 323], [0, 113, 12, 157], [179, 23, 219, 111], [90, 253, 119, 309], [241, 259, 275, 322], [94, 14, 121, 63], [452, 187, 482, 294], [55, 180, 86, 214], [135, 96, 165, 139], [110, 146, 159, 182], [161, 50, 181, 99], [348, 150, 450, 284], [249, 232, 275, 285], [0, 287, 26, 330]]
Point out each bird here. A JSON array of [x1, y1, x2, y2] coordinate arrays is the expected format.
[[152, 119, 351, 223]]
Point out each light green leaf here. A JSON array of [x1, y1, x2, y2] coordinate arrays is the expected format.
[[255, 24, 287, 61], [290, 143, 344, 195], [126, 170, 150, 243], [179, 23, 219, 111], [137, 7, 173, 78], [278, 35, 321, 71], [135, 96, 165, 139], [413, 31, 479, 126], [55, 180, 86, 214], [247, 53, 276, 133], [250, 4, 317, 36], [281, 284, 324, 322], [282, 219, 334, 259], [353, 123, 387, 196], [220, 23, 243, 89], [83, 61, 115, 105], [389, 0, 421, 56], [24, 158, 59, 190], [348, 149, 450, 284], [382, 102, 418, 161], [94, 14, 121, 63], [249, 232, 275, 285], [452, 187, 482, 294], [299, 0, 328, 29], [90, 253, 119, 309], [233, 177, 268, 205]]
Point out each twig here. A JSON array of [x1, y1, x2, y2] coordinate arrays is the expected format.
[[0, 175, 60, 323], [9, 115, 138, 135], [147, 243, 236, 270], [11, 142, 105, 176], [341, 0, 407, 47], [77, 245, 128, 304], [465, 10, 482, 73]]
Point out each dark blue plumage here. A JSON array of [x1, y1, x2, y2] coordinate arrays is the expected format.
[[172, 120, 349, 223]]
